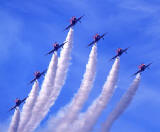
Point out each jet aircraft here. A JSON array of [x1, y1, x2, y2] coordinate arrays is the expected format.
[[110, 47, 129, 61], [29, 70, 47, 84], [45, 41, 67, 55], [88, 33, 107, 47], [64, 15, 84, 31], [132, 63, 152, 76], [9, 97, 28, 111]]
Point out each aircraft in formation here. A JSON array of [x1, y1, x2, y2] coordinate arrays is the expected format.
[[9, 70, 46, 111], [45, 41, 67, 55], [64, 15, 84, 31], [9, 97, 28, 111], [29, 70, 47, 84], [88, 33, 107, 47], [108, 47, 151, 76], [132, 63, 152, 76], [109, 47, 129, 61], [9, 15, 152, 112]]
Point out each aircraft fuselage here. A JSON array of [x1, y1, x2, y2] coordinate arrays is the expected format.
[[35, 73, 41, 79], [16, 100, 21, 106]]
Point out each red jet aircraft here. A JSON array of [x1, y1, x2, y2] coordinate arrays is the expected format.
[[132, 63, 152, 76], [29, 70, 47, 84], [9, 97, 28, 111], [88, 33, 107, 47], [64, 15, 84, 31], [110, 47, 129, 61], [45, 41, 67, 55]]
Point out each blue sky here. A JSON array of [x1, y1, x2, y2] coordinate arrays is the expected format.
[[0, 0, 160, 131]]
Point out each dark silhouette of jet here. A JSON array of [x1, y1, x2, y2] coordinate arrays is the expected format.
[[64, 15, 84, 31], [29, 70, 47, 84], [9, 97, 28, 111], [110, 47, 129, 61], [88, 33, 107, 47], [45, 41, 67, 55], [131, 63, 152, 76]]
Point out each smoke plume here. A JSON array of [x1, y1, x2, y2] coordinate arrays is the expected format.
[[70, 58, 120, 132], [17, 81, 39, 132], [48, 45, 97, 132], [23, 28, 73, 132], [8, 108, 20, 132], [101, 73, 141, 132], [23, 53, 58, 132]]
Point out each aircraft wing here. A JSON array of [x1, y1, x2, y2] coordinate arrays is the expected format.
[[88, 41, 95, 47], [64, 24, 73, 31], [9, 105, 17, 112], [131, 70, 141, 77], [146, 63, 152, 68], [59, 41, 67, 48], [21, 97, 28, 103], [64, 15, 84, 31], [76, 15, 84, 22], [110, 55, 118, 61], [123, 47, 130, 53], [123, 48, 128, 53], [99, 32, 107, 40], [29, 78, 36, 84], [45, 49, 56, 55], [41, 69, 47, 76], [100, 33, 106, 38]]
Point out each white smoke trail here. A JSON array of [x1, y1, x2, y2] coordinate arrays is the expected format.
[[101, 74, 141, 132], [17, 81, 39, 132], [49, 45, 97, 132], [69, 58, 120, 132], [45, 27, 73, 110], [22, 53, 58, 132], [8, 108, 20, 132], [23, 28, 73, 132]]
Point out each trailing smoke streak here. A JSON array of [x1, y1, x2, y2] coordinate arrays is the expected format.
[[23, 53, 58, 132], [50, 45, 97, 132], [43, 28, 74, 132], [45, 27, 73, 110], [101, 74, 141, 132], [69, 58, 120, 132], [17, 81, 39, 132], [8, 108, 20, 132], [23, 28, 73, 132]]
